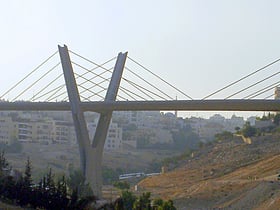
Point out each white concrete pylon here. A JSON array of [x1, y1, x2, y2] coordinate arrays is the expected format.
[[59, 45, 127, 198]]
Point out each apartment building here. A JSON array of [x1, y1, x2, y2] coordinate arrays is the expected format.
[[0, 116, 14, 144], [14, 120, 33, 142], [51, 120, 75, 144], [87, 121, 122, 150], [32, 120, 53, 143]]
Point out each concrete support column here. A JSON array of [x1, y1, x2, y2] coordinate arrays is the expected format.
[[59, 45, 127, 198], [89, 52, 127, 197], [58, 45, 90, 175]]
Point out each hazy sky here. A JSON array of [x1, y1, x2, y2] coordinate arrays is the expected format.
[[1, 0, 280, 118]]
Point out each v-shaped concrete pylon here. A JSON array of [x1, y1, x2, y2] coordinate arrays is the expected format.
[[58, 45, 127, 198]]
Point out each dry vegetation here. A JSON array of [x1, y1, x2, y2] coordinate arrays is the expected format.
[[138, 134, 280, 209]]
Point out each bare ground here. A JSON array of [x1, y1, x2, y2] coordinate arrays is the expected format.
[[138, 134, 280, 209]]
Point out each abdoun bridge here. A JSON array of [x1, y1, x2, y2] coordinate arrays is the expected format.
[[1, 45, 280, 197]]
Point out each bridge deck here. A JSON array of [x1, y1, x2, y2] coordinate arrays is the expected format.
[[0, 99, 279, 112]]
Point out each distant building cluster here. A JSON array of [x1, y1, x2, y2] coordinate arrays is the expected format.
[[0, 111, 76, 145], [0, 109, 255, 150], [187, 114, 247, 141], [0, 111, 123, 150], [112, 111, 182, 148]]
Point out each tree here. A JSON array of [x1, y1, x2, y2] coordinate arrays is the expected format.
[[18, 157, 33, 207], [121, 190, 136, 210], [152, 198, 163, 208], [102, 166, 124, 184], [215, 131, 233, 141], [0, 151, 10, 177], [113, 181, 130, 190], [67, 168, 93, 198], [161, 200, 176, 210], [2, 175, 16, 201], [46, 168, 56, 193], [23, 157, 32, 187], [274, 113, 280, 126], [242, 122, 257, 137], [55, 175, 68, 209], [133, 192, 151, 210], [69, 187, 78, 209], [235, 126, 241, 133], [172, 126, 199, 150]]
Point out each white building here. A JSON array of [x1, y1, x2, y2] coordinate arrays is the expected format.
[[15, 121, 33, 142], [87, 120, 122, 150], [32, 120, 53, 143], [51, 120, 75, 144], [0, 116, 14, 144], [113, 111, 163, 129]]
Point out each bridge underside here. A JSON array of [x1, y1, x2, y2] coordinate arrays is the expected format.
[[1, 99, 280, 112]]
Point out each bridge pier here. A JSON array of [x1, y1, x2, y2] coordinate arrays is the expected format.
[[58, 45, 127, 198]]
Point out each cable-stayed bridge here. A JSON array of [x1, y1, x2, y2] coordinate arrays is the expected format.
[[1, 45, 280, 197]]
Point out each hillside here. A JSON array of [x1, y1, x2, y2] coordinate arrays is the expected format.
[[138, 134, 280, 209]]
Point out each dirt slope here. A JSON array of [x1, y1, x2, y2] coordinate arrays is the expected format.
[[138, 135, 280, 209]]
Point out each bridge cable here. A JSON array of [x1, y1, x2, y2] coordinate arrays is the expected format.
[[124, 66, 173, 100], [80, 95, 91, 102], [74, 72, 108, 92], [72, 62, 112, 89], [69, 50, 116, 72], [86, 89, 109, 101], [55, 66, 110, 100], [115, 92, 132, 101], [0, 50, 58, 99], [70, 56, 116, 83], [69, 52, 184, 101], [248, 85, 279, 99], [74, 63, 166, 100], [45, 84, 67, 102], [69, 62, 114, 100], [265, 93, 275, 99], [122, 78, 167, 100], [71, 62, 150, 101], [78, 77, 111, 99], [72, 63, 111, 86], [128, 56, 193, 100], [60, 72, 110, 102], [118, 86, 146, 101], [74, 64, 162, 100], [75, 68, 113, 95], [31, 73, 64, 101], [203, 57, 280, 100], [243, 81, 280, 99], [71, 62, 114, 88], [77, 84, 105, 100], [70, 53, 173, 100], [41, 65, 110, 101], [225, 70, 280, 99], [61, 86, 106, 102], [117, 88, 138, 101], [120, 79, 155, 100], [73, 74, 109, 101], [34, 84, 66, 101], [12, 62, 60, 102], [47, 89, 68, 102]]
